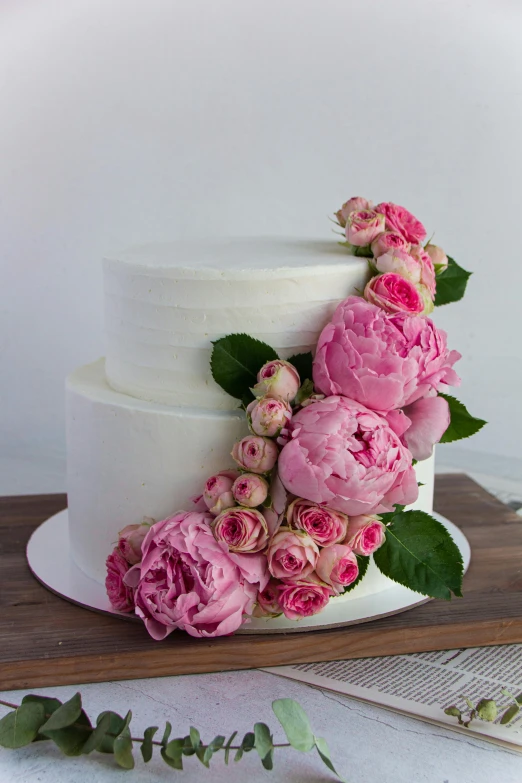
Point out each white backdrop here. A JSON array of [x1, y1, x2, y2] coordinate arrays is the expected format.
[[1, 0, 521, 492]]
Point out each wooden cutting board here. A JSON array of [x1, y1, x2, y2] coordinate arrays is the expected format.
[[1, 474, 521, 691]]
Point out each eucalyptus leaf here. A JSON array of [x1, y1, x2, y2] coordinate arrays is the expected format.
[[444, 706, 462, 719], [287, 351, 314, 383], [373, 511, 463, 600], [254, 722, 274, 769], [224, 730, 237, 764], [96, 711, 126, 753], [140, 726, 158, 763], [161, 721, 172, 746], [500, 704, 520, 725], [210, 333, 278, 403], [203, 735, 226, 763], [315, 736, 346, 782], [476, 699, 498, 722], [272, 698, 314, 752], [240, 730, 255, 752], [39, 693, 82, 732], [434, 256, 472, 306], [189, 726, 201, 749], [40, 711, 92, 756], [439, 393, 486, 444], [0, 703, 46, 749], [21, 695, 62, 716], [112, 711, 134, 770], [162, 738, 184, 770], [81, 712, 112, 754]]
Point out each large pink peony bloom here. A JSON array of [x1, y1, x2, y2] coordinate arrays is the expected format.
[[375, 202, 427, 245], [313, 297, 461, 412], [125, 511, 268, 639], [278, 396, 418, 516]]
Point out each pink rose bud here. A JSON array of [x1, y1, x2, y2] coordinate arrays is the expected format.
[[371, 231, 411, 258], [212, 507, 268, 553], [315, 544, 359, 594], [247, 395, 292, 437], [345, 514, 385, 556], [346, 209, 386, 247], [287, 498, 348, 547], [231, 436, 279, 474], [364, 273, 425, 315], [266, 527, 319, 580], [410, 245, 436, 298], [232, 473, 269, 507], [278, 573, 332, 620], [425, 243, 448, 273], [203, 470, 239, 515], [252, 360, 300, 402], [105, 547, 135, 612], [374, 248, 422, 284], [253, 577, 283, 618], [335, 196, 373, 228], [118, 520, 152, 565]]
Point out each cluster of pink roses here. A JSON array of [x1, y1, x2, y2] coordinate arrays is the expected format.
[[336, 197, 449, 316]]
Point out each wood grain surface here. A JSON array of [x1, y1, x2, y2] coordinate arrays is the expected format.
[[1, 475, 521, 691]]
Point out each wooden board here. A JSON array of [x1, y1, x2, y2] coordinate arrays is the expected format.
[[1, 475, 521, 691]]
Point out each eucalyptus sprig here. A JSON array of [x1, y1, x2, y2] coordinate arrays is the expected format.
[[444, 688, 522, 728], [0, 693, 345, 779]]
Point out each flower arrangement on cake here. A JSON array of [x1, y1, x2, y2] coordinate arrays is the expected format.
[[105, 198, 485, 639]]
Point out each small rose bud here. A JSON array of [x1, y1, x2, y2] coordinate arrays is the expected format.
[[335, 196, 373, 228], [232, 473, 269, 507], [232, 436, 279, 474], [346, 209, 386, 247], [371, 231, 411, 258], [118, 520, 151, 565], [425, 243, 448, 273], [247, 395, 292, 437], [253, 578, 283, 618], [345, 515, 385, 556], [252, 360, 300, 402], [374, 248, 422, 284], [203, 470, 239, 515]]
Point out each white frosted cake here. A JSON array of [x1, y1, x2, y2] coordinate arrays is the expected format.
[[66, 238, 435, 591]]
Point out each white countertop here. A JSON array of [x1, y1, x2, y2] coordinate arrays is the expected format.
[[1, 668, 521, 783]]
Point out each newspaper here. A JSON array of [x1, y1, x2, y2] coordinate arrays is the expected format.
[[263, 644, 522, 751]]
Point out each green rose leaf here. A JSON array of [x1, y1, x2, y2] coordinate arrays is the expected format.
[[287, 351, 314, 383], [140, 725, 158, 763], [254, 722, 274, 770], [0, 703, 46, 749], [373, 511, 464, 600], [500, 704, 520, 725], [342, 555, 369, 595], [272, 698, 314, 752], [439, 393, 487, 444], [315, 736, 346, 782], [96, 711, 126, 753], [39, 692, 82, 732], [113, 711, 134, 770], [434, 256, 472, 306], [210, 333, 278, 405]]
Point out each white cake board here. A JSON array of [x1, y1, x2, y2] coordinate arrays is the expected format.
[[26, 510, 471, 635]]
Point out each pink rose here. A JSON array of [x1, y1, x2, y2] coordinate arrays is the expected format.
[[374, 248, 422, 284], [375, 202, 427, 245], [345, 515, 385, 556], [232, 473, 269, 507], [313, 297, 461, 412], [125, 511, 268, 639], [212, 506, 268, 553], [410, 245, 436, 298], [278, 574, 332, 620], [203, 470, 239, 515], [335, 196, 373, 228], [231, 436, 279, 474], [252, 360, 300, 402], [346, 210, 386, 247], [315, 544, 359, 594], [371, 231, 411, 258], [278, 396, 418, 516], [267, 527, 319, 580], [118, 520, 151, 565], [287, 498, 348, 547], [364, 273, 425, 315], [247, 396, 292, 437], [253, 577, 283, 618], [106, 547, 135, 612], [401, 394, 450, 460], [425, 243, 448, 273]]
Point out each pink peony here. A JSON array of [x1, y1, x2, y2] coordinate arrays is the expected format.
[[106, 548, 135, 612], [203, 470, 239, 515], [335, 196, 373, 228], [364, 273, 425, 315], [315, 544, 359, 594], [401, 394, 450, 460], [375, 202, 426, 245], [425, 243, 448, 273], [371, 231, 411, 258], [247, 395, 292, 437], [232, 436, 279, 474], [278, 396, 418, 516], [278, 574, 332, 620], [232, 473, 269, 507], [410, 245, 436, 298], [313, 296, 461, 412], [118, 520, 151, 565], [287, 498, 348, 547], [346, 210, 386, 247], [267, 527, 319, 580], [345, 515, 385, 556], [212, 506, 268, 553], [125, 511, 268, 639], [252, 360, 300, 402], [374, 248, 422, 284], [253, 577, 283, 617]]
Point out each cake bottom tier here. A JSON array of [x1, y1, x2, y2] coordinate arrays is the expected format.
[[66, 359, 435, 596]]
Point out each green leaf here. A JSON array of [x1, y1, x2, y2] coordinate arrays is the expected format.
[[210, 333, 278, 404], [189, 726, 201, 749], [500, 704, 520, 725], [162, 738, 184, 769], [113, 711, 134, 770], [203, 735, 226, 763], [315, 736, 346, 782], [434, 256, 472, 306], [41, 711, 92, 756], [224, 730, 237, 764], [140, 726, 158, 762], [161, 720, 172, 746], [287, 351, 314, 383], [476, 699, 498, 722], [342, 555, 369, 595], [234, 747, 244, 762], [96, 711, 126, 753], [254, 722, 274, 770], [39, 693, 82, 732], [373, 510, 464, 600], [294, 378, 315, 406], [0, 703, 46, 748], [272, 698, 314, 752], [81, 712, 112, 755], [515, 693, 522, 705], [444, 706, 462, 719], [21, 695, 62, 716], [439, 393, 486, 444]]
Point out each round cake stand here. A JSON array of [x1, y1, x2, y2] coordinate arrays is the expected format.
[[26, 509, 471, 635]]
